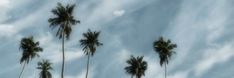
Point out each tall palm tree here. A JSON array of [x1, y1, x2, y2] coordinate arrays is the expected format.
[[80, 29, 103, 78], [125, 55, 148, 78], [153, 37, 177, 78], [48, 2, 80, 78], [37, 59, 53, 78], [19, 36, 43, 78]]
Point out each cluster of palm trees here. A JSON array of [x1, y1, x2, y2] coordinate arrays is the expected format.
[[18, 2, 178, 78], [19, 2, 102, 78], [124, 37, 177, 78]]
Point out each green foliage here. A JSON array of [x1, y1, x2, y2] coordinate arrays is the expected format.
[[80, 29, 103, 56], [153, 37, 177, 66], [48, 2, 80, 39], [125, 55, 148, 78], [20, 36, 43, 64], [37, 59, 53, 78]]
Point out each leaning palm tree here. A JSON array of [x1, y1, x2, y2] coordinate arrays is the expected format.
[[19, 36, 43, 78], [48, 2, 80, 78], [153, 37, 177, 78], [37, 59, 53, 78], [125, 55, 147, 78], [80, 29, 103, 78]]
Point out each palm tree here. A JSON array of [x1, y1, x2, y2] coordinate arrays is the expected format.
[[37, 59, 53, 78], [125, 55, 147, 78], [80, 29, 103, 78], [19, 36, 43, 78], [153, 37, 177, 78], [48, 2, 80, 78]]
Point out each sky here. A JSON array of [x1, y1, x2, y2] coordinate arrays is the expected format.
[[0, 0, 234, 78]]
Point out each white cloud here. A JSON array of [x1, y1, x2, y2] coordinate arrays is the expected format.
[[194, 43, 234, 76], [0, 0, 11, 23], [164, 0, 233, 77], [0, 24, 17, 37], [144, 56, 162, 78], [0, 0, 10, 7], [1, 0, 234, 78], [116, 49, 131, 62], [37, 32, 54, 46], [113, 10, 125, 16], [40, 47, 83, 64], [37, 31, 83, 64], [192, 0, 233, 76], [76, 0, 156, 30], [49, 51, 83, 63]]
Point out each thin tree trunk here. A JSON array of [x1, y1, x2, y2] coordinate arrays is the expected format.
[[165, 63, 167, 78], [85, 53, 90, 78], [131, 75, 133, 78], [19, 62, 26, 78], [61, 32, 65, 78]]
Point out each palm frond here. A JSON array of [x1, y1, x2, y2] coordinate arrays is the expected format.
[[37, 59, 53, 78], [80, 29, 102, 56], [153, 37, 177, 66], [19, 36, 43, 64], [48, 2, 80, 40], [125, 55, 147, 78]]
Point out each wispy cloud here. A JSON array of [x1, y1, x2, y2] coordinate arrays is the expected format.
[[194, 43, 234, 76], [1, 0, 234, 78]]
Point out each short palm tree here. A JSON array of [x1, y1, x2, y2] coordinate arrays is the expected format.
[[19, 36, 43, 78], [80, 29, 103, 78], [48, 2, 80, 78], [37, 59, 53, 78], [153, 37, 177, 78], [125, 55, 147, 78]]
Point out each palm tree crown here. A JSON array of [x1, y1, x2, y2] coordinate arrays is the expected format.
[[48, 2, 80, 39], [80, 29, 103, 56], [37, 60, 53, 78], [20, 36, 43, 64], [125, 55, 147, 78], [153, 37, 177, 66]]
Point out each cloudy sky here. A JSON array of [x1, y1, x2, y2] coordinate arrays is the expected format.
[[1, 0, 234, 78]]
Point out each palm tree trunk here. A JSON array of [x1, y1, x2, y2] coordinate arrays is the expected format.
[[165, 63, 167, 78], [19, 62, 26, 78], [61, 32, 65, 78], [85, 53, 90, 78]]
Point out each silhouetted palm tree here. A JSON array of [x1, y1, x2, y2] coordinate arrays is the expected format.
[[153, 37, 177, 78], [19, 36, 43, 78], [80, 29, 103, 78], [125, 55, 147, 78], [37, 59, 53, 78], [48, 2, 80, 78]]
